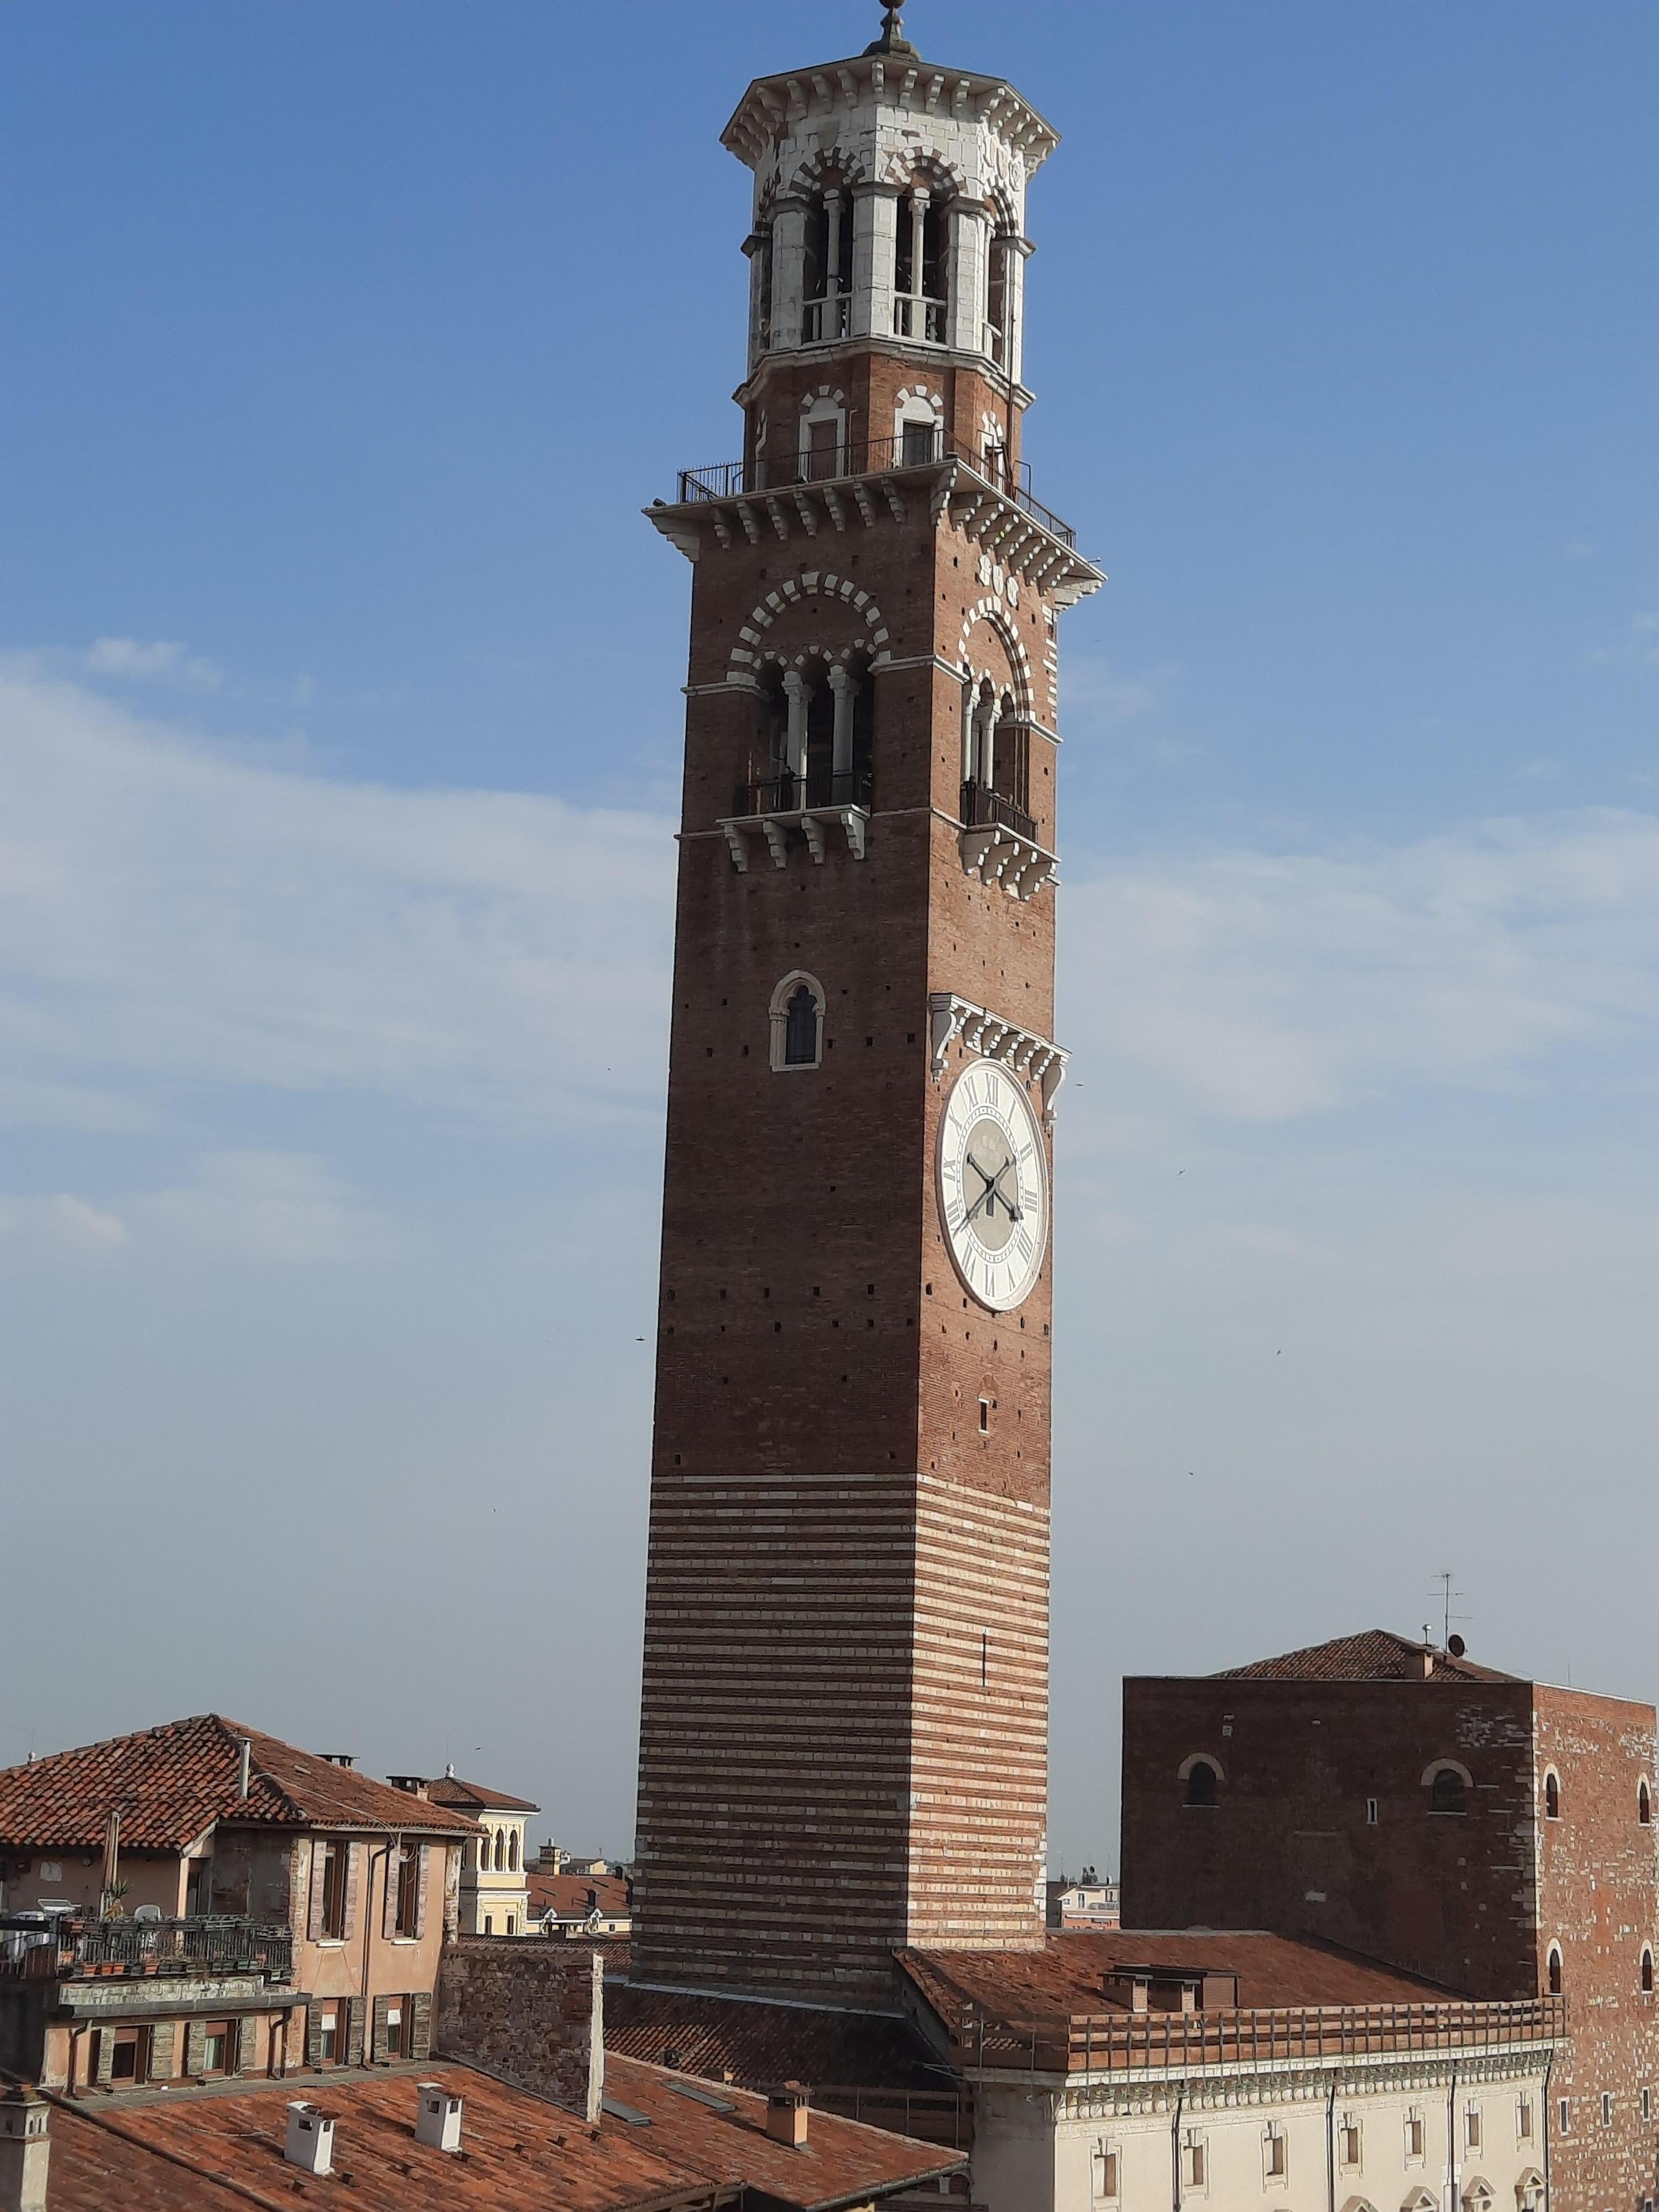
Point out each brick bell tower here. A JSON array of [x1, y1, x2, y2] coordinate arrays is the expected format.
[[635, 2, 1103, 2006]]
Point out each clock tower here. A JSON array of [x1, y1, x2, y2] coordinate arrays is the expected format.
[[636, 4, 1102, 2006]]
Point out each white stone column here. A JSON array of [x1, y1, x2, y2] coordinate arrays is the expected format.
[[853, 185, 900, 341], [950, 199, 992, 355], [959, 682, 976, 785], [823, 189, 845, 337], [830, 665, 854, 782], [783, 671, 810, 787], [743, 229, 770, 369], [771, 197, 810, 351], [906, 187, 930, 336], [974, 692, 997, 787], [1004, 236, 1034, 390]]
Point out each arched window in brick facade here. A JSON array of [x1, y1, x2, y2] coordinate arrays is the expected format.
[[1547, 1944, 1563, 1996], [770, 970, 826, 1073], [1425, 1761, 1470, 1816], [1640, 1778, 1652, 1825], [753, 659, 875, 815], [1642, 1945, 1653, 1994], [1543, 1770, 1560, 1820], [1182, 1757, 1220, 1810]]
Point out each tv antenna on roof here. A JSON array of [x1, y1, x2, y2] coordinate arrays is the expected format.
[[1430, 1569, 1469, 1652]]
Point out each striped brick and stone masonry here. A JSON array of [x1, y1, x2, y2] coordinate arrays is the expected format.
[[633, 14, 1101, 2006]]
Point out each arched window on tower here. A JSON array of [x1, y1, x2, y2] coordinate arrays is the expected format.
[[1642, 1945, 1653, 1995], [802, 188, 854, 344], [1544, 1771, 1560, 1820], [1547, 1944, 1563, 1996], [962, 682, 1032, 840], [493, 1828, 506, 1872], [1183, 1759, 1219, 1810], [747, 222, 775, 364], [748, 659, 874, 817], [508, 1830, 520, 1872], [987, 234, 1010, 367], [895, 186, 949, 341], [770, 971, 826, 1072], [1640, 1778, 1652, 1825]]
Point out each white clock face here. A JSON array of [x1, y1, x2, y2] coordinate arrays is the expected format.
[[938, 1060, 1049, 1312]]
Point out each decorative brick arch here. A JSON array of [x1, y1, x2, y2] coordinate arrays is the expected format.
[[727, 572, 891, 682], [880, 147, 969, 198], [958, 599, 1035, 714], [786, 147, 872, 196]]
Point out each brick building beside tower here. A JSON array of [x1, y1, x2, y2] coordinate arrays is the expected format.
[[1122, 1632, 1659, 2212], [634, 4, 1102, 2006]]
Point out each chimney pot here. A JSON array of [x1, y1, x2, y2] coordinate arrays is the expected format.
[[283, 2103, 336, 2177], [0, 2088, 50, 2212], [766, 2083, 811, 2150], [415, 2085, 463, 2154]]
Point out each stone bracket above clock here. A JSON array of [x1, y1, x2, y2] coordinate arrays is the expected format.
[[929, 991, 1068, 1117]]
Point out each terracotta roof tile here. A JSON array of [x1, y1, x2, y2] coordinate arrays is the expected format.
[[529, 1872, 632, 1918], [899, 1929, 1458, 2027], [605, 1981, 943, 2093], [0, 1717, 478, 1854], [1212, 1629, 1520, 1684], [41, 2057, 961, 2212], [423, 1775, 541, 1814]]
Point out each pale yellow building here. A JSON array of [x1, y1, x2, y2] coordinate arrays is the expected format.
[[421, 1770, 539, 1937]]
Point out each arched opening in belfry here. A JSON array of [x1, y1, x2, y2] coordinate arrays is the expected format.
[[803, 184, 855, 343], [895, 184, 950, 341]]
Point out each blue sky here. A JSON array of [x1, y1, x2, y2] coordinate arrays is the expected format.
[[2, 1, 1656, 1869]]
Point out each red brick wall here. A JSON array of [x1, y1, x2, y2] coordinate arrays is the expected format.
[[1121, 1676, 1659, 2211], [635, 340, 1063, 1999], [1532, 1689, 1658, 2212], [1120, 1676, 1540, 1995]]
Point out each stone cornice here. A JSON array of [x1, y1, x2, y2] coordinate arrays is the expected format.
[[722, 56, 1060, 174]]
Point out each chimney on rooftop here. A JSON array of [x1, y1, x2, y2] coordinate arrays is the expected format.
[[283, 2104, 335, 2177], [320, 1754, 354, 1770], [0, 2088, 50, 2212], [1418, 1649, 1436, 1679], [766, 2084, 811, 2150], [388, 1776, 430, 1801], [415, 2085, 463, 2153]]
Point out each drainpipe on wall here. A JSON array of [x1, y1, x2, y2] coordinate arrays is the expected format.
[[361, 1840, 393, 2064], [1326, 2076, 1336, 2212], [1447, 2060, 1459, 2212], [1171, 2086, 1184, 2212], [1541, 2048, 1553, 2212]]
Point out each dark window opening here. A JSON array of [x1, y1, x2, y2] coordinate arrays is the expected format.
[[1184, 1760, 1219, 1809], [1641, 1781, 1652, 1825], [1643, 1950, 1653, 1995], [784, 985, 820, 1066], [317, 1840, 348, 1939], [1545, 1772, 1560, 1819], [1548, 1949, 1563, 1996], [901, 419, 941, 466], [1429, 1767, 1467, 1816], [394, 1845, 421, 1939]]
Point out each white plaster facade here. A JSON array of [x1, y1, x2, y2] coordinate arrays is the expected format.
[[969, 2051, 1554, 2212]]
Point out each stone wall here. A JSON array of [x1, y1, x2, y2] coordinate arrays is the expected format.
[[434, 1939, 602, 2125]]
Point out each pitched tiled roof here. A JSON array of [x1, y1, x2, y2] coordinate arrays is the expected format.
[[0, 1717, 478, 1854], [529, 1871, 632, 1919], [899, 1929, 1457, 2027], [605, 1981, 944, 2092], [43, 2056, 962, 2211], [1213, 1629, 1520, 1684], [423, 1775, 541, 1814]]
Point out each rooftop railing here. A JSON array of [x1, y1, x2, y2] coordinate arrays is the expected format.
[[0, 1914, 295, 1985], [960, 779, 1037, 847], [731, 770, 873, 820], [950, 1995, 1567, 2077], [676, 432, 1077, 550]]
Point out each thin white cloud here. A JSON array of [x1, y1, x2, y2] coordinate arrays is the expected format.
[[1061, 812, 1659, 1128], [0, 662, 675, 1136], [86, 638, 223, 689]]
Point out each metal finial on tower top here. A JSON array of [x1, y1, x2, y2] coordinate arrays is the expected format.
[[865, 3, 918, 58]]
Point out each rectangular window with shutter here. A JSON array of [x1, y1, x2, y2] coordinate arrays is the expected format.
[[394, 1844, 421, 1938], [312, 1839, 348, 1941]]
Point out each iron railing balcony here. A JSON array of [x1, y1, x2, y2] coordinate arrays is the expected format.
[[732, 770, 873, 819], [0, 1913, 295, 1985], [961, 779, 1037, 847], [676, 432, 1077, 551]]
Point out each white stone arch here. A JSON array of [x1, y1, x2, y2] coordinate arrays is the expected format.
[[893, 382, 946, 453], [1178, 1751, 1223, 1808], [958, 599, 1035, 717], [1541, 1764, 1562, 1818], [1176, 1751, 1226, 1784], [727, 572, 891, 686], [786, 146, 872, 197], [880, 145, 968, 198], [1421, 1756, 1473, 1788], [769, 969, 826, 1073]]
